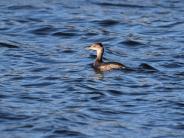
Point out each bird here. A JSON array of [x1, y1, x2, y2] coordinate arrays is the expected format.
[[86, 43, 126, 72]]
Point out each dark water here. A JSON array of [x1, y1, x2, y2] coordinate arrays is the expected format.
[[0, 0, 184, 137]]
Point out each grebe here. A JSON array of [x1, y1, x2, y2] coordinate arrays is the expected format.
[[86, 43, 126, 72]]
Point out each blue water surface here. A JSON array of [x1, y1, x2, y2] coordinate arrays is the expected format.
[[0, 0, 184, 138]]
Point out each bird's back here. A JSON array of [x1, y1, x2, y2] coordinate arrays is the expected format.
[[93, 61, 126, 72]]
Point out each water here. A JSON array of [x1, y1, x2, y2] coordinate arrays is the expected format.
[[0, 0, 184, 137]]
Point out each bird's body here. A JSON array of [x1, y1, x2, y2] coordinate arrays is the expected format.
[[87, 43, 126, 72]]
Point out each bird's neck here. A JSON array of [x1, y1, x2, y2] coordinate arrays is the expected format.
[[96, 49, 104, 62]]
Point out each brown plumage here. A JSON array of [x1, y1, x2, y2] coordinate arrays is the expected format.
[[86, 43, 126, 72]]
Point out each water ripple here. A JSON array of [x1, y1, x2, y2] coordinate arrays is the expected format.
[[0, 41, 19, 48], [29, 25, 57, 35], [92, 19, 120, 27]]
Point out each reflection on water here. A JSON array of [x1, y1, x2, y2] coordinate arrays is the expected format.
[[0, 0, 184, 138]]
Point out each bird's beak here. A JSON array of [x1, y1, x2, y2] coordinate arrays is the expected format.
[[85, 46, 92, 50]]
